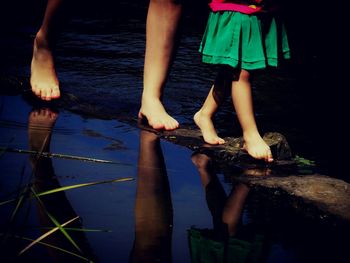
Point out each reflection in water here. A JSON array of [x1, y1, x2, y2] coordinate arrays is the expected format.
[[189, 153, 269, 263], [130, 130, 173, 263], [27, 108, 95, 262]]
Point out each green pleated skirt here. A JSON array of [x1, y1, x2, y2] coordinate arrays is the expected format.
[[199, 11, 291, 70]]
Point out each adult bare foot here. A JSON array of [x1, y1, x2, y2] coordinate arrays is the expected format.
[[194, 111, 225, 145], [28, 108, 58, 153], [138, 97, 179, 130], [30, 31, 60, 101], [242, 133, 273, 162]]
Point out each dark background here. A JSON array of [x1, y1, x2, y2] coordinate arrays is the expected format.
[[0, 0, 346, 179]]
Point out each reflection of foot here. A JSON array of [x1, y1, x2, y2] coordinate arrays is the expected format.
[[243, 168, 272, 177], [28, 108, 58, 152], [191, 152, 211, 170], [242, 133, 273, 162], [194, 111, 225, 145], [139, 128, 159, 143], [30, 31, 60, 101], [138, 97, 179, 130]]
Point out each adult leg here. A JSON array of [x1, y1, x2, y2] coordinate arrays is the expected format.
[[130, 130, 173, 262], [28, 108, 96, 261], [139, 0, 182, 130], [30, 0, 64, 101], [231, 69, 273, 162]]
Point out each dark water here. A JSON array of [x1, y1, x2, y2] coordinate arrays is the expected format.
[[1, 1, 348, 262]]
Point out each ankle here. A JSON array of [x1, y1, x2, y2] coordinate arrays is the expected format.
[[141, 94, 162, 104], [34, 30, 50, 49], [195, 109, 213, 119], [243, 130, 262, 141]]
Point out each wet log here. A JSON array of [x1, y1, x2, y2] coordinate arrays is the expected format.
[[137, 125, 350, 223], [139, 123, 294, 168], [244, 174, 350, 222]]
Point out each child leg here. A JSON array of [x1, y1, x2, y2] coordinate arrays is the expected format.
[[231, 69, 273, 162], [194, 67, 231, 145]]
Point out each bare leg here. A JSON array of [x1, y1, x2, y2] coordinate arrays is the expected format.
[[194, 68, 231, 145], [28, 109, 96, 261], [194, 85, 225, 145], [138, 0, 182, 130], [130, 130, 173, 262], [191, 153, 249, 237], [191, 153, 227, 236], [30, 0, 63, 101], [222, 183, 250, 236], [231, 69, 273, 162]]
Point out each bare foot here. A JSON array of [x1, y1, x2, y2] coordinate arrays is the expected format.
[[30, 31, 60, 101], [28, 108, 58, 152], [242, 133, 273, 162], [194, 111, 225, 145], [138, 97, 179, 130]]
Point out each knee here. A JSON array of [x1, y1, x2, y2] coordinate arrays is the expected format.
[[239, 69, 250, 82]]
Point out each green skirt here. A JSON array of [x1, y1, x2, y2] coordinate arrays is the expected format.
[[199, 11, 291, 70]]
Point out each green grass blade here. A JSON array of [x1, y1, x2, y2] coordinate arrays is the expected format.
[[19, 216, 79, 255], [21, 236, 91, 261], [0, 177, 134, 206], [31, 188, 83, 253], [39, 227, 111, 233], [36, 177, 134, 197], [46, 213, 82, 253], [0, 233, 91, 261], [0, 198, 16, 206], [9, 194, 25, 222]]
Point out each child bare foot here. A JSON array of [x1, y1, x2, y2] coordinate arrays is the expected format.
[[30, 32, 60, 101], [194, 111, 225, 145], [138, 97, 179, 130], [242, 133, 273, 162]]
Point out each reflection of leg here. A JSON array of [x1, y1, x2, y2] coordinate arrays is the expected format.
[[222, 183, 250, 237], [28, 108, 95, 261], [131, 130, 173, 263], [139, 0, 182, 131], [30, 0, 64, 101], [194, 67, 231, 145], [191, 153, 227, 237], [231, 69, 273, 162]]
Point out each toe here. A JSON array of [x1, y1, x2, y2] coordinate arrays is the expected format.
[[152, 120, 165, 130], [218, 138, 225, 144], [51, 87, 60, 98], [267, 150, 274, 162]]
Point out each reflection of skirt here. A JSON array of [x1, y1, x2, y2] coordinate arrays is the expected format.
[[199, 11, 291, 70]]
